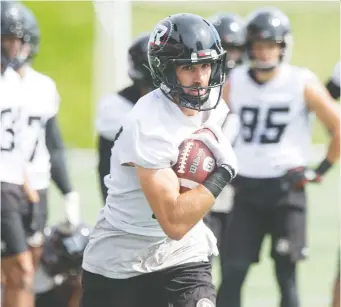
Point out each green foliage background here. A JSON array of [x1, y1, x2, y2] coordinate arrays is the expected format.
[[25, 1, 339, 148]]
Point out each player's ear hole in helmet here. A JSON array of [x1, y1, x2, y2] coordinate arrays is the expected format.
[[147, 13, 227, 111], [244, 7, 293, 72]]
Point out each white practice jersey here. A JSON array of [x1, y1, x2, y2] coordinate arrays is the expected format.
[[0, 68, 27, 185], [23, 67, 60, 190], [229, 64, 314, 178], [331, 61, 340, 87], [96, 92, 135, 141], [83, 88, 229, 279]]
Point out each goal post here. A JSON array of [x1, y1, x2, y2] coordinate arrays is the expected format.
[[92, 0, 132, 133]]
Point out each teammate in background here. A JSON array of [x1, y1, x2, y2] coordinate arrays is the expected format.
[[1, 2, 39, 307], [326, 61, 340, 100], [325, 62, 340, 307], [4, 1, 80, 234], [1, 51, 33, 307], [34, 222, 90, 307], [205, 11, 245, 261], [81, 13, 237, 307], [209, 12, 245, 77], [1, 3, 80, 307], [96, 32, 154, 204], [216, 8, 340, 307]]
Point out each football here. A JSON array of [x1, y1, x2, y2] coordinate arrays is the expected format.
[[173, 128, 217, 193]]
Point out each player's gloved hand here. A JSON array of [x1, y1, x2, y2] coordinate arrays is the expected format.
[[191, 123, 238, 177], [282, 167, 322, 190], [64, 191, 80, 226], [190, 125, 238, 198]]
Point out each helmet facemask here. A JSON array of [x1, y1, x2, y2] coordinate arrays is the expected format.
[[1, 36, 30, 73], [150, 50, 226, 111], [246, 34, 293, 72]]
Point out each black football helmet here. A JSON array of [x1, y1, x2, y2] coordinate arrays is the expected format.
[[128, 32, 154, 90], [40, 222, 91, 278], [148, 13, 226, 111], [209, 13, 245, 74], [244, 7, 292, 71], [1, 1, 40, 72]]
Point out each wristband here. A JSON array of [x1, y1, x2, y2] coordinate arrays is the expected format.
[[203, 166, 233, 198], [315, 158, 333, 176]]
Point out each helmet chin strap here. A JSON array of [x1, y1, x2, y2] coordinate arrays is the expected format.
[[251, 59, 281, 72], [180, 89, 210, 110], [161, 80, 210, 111]]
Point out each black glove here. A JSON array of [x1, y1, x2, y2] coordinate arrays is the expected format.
[[282, 167, 321, 191], [282, 159, 332, 191]]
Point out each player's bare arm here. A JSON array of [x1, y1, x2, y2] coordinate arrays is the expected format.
[[23, 174, 40, 203], [136, 126, 237, 241], [305, 75, 340, 164], [136, 166, 215, 240]]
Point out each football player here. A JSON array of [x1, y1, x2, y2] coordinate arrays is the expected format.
[[326, 61, 340, 100], [216, 8, 340, 307], [209, 12, 245, 77], [81, 13, 238, 307], [1, 3, 80, 306], [96, 32, 154, 204], [1, 2, 39, 307], [34, 222, 90, 307], [3, 0, 80, 255]]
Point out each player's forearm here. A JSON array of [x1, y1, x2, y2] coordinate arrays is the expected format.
[[23, 173, 40, 203], [165, 185, 215, 240]]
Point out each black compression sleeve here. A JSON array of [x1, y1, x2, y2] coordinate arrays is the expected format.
[[45, 116, 73, 195], [203, 166, 233, 198], [97, 135, 114, 204], [326, 79, 340, 100], [315, 158, 333, 176]]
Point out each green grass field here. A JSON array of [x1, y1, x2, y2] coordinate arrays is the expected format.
[[25, 1, 340, 148], [47, 147, 339, 307], [21, 2, 340, 306]]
